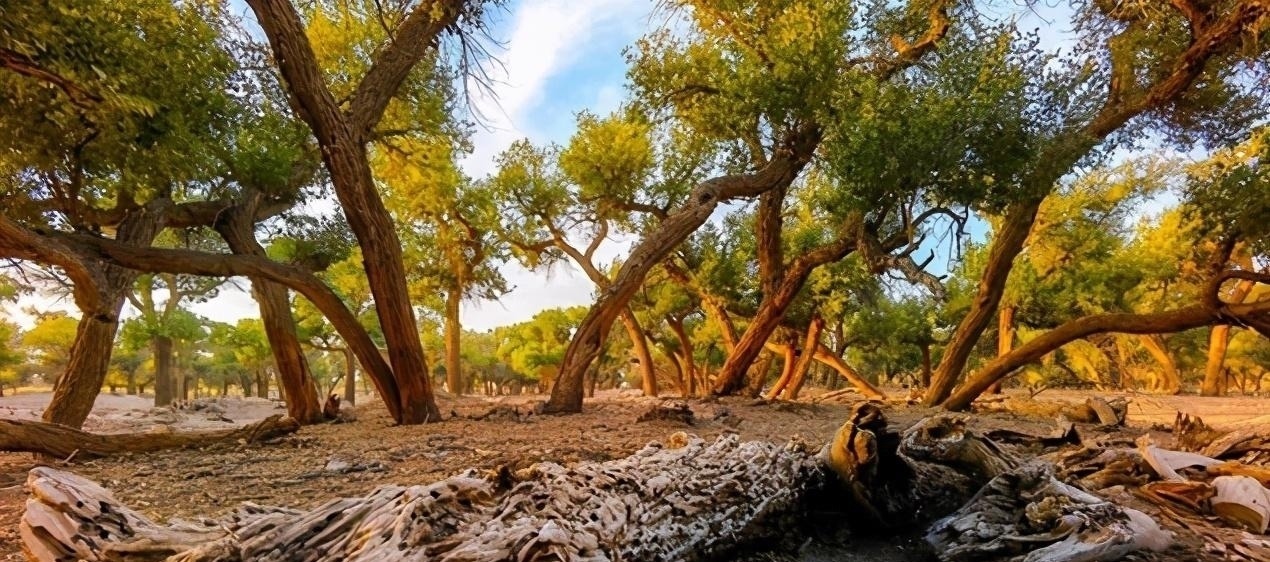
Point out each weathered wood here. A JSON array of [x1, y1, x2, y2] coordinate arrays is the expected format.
[[22, 433, 825, 562], [1211, 475, 1270, 533], [926, 462, 1172, 562], [0, 415, 298, 459]]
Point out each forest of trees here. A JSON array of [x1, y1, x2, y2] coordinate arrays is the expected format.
[[0, 0, 1267, 430]]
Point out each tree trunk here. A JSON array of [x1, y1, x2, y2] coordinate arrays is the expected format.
[[924, 200, 1039, 405], [543, 128, 820, 413], [987, 305, 1015, 395], [343, 347, 357, 405], [782, 316, 825, 400], [153, 336, 175, 407], [667, 315, 695, 397], [713, 235, 855, 395], [942, 290, 1270, 411], [1202, 279, 1258, 396], [246, 0, 445, 424], [41, 206, 165, 428], [445, 286, 463, 396], [619, 309, 658, 397], [920, 343, 932, 388], [217, 195, 324, 424], [1139, 334, 1181, 394], [746, 352, 775, 398], [765, 343, 799, 399], [0, 415, 298, 459], [256, 368, 269, 401]]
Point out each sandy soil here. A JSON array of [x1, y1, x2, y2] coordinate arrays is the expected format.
[[1, 388, 1267, 560]]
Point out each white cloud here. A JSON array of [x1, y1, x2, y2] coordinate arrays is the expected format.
[[461, 0, 649, 178]]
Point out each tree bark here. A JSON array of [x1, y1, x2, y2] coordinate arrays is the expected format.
[[619, 309, 659, 397], [0, 415, 298, 459], [924, 3, 1269, 406], [764, 341, 886, 400], [667, 315, 695, 397], [544, 128, 820, 413], [445, 286, 463, 395], [987, 305, 1015, 394], [1138, 334, 1181, 394], [53, 232, 404, 421], [343, 346, 357, 405], [765, 342, 799, 399], [216, 196, 324, 424], [245, 0, 456, 424], [1202, 279, 1257, 396], [153, 336, 175, 407], [920, 343, 932, 388], [713, 233, 856, 395], [942, 285, 1270, 411], [782, 315, 824, 400]]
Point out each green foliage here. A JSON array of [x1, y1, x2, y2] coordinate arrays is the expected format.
[[494, 307, 588, 381]]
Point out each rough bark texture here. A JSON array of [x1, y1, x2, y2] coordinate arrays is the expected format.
[[667, 315, 696, 397], [217, 196, 324, 424], [1202, 278, 1257, 396], [987, 305, 1015, 395], [782, 316, 824, 400], [37, 205, 165, 427], [22, 434, 824, 562], [0, 415, 298, 459], [245, 0, 459, 424], [765, 341, 799, 399], [924, 2, 1270, 406]]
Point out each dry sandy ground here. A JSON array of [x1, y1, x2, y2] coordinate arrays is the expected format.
[[0, 388, 1267, 560]]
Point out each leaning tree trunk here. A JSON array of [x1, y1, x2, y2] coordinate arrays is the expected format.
[[782, 315, 824, 400], [667, 315, 696, 397], [217, 195, 324, 424], [0, 415, 298, 459], [153, 336, 175, 407], [713, 235, 855, 396], [942, 289, 1270, 411], [246, 0, 443, 425], [445, 285, 463, 395], [1138, 334, 1181, 394], [765, 341, 799, 399], [1202, 278, 1257, 396], [619, 309, 659, 397], [342, 346, 357, 405], [544, 129, 819, 413], [924, 200, 1039, 406], [43, 207, 165, 428]]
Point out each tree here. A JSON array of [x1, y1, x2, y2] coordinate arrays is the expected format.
[[21, 311, 80, 386], [243, 0, 494, 423], [925, 0, 1270, 406], [535, 0, 957, 412], [490, 113, 664, 397]]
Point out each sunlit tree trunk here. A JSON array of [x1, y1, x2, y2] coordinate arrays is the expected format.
[[1138, 334, 1181, 394], [1202, 279, 1257, 396], [619, 310, 658, 397], [153, 336, 175, 407], [782, 315, 824, 400], [987, 306, 1015, 394], [343, 347, 357, 405], [445, 286, 463, 395]]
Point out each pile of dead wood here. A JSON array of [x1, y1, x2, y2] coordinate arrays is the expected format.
[[16, 402, 1270, 562]]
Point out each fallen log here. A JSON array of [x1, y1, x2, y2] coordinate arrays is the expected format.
[[0, 414, 299, 459], [19, 404, 1170, 562]]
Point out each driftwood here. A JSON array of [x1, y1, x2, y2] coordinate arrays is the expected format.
[[1211, 475, 1270, 533], [927, 462, 1171, 562], [0, 414, 299, 459], [21, 404, 1195, 562]]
